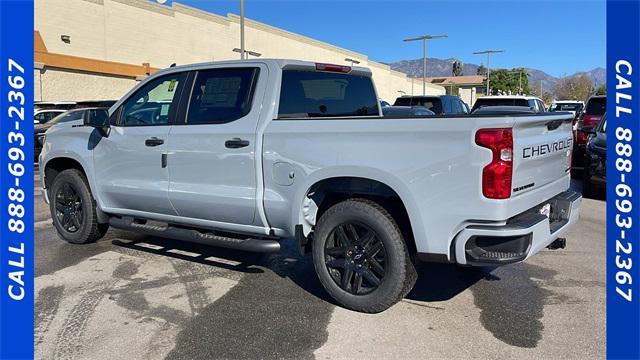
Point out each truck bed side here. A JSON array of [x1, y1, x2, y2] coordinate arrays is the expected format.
[[262, 113, 573, 257]]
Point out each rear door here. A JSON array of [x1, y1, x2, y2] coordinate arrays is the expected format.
[[166, 66, 264, 225], [511, 114, 574, 196]]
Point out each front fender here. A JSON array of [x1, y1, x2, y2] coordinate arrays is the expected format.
[[40, 125, 100, 208]]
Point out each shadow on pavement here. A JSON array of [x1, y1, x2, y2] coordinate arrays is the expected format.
[[112, 235, 265, 274], [406, 263, 495, 302], [111, 234, 336, 304]]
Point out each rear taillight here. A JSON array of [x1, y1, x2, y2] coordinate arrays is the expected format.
[[315, 63, 351, 73], [577, 115, 602, 145], [475, 128, 513, 199]]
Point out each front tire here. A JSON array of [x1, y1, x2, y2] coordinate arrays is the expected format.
[[312, 198, 417, 313], [49, 169, 108, 244]]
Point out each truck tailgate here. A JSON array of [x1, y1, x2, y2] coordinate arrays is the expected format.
[[512, 114, 574, 196]]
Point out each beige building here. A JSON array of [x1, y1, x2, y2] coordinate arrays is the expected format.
[[423, 75, 486, 106], [34, 0, 444, 103]]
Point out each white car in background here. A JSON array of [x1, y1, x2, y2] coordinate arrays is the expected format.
[[471, 95, 547, 113], [34, 101, 76, 124], [548, 100, 584, 118]]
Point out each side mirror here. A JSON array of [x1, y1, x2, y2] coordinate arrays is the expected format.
[[84, 108, 110, 137]]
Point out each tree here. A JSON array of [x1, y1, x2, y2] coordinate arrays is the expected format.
[[540, 91, 554, 105], [485, 68, 530, 95], [553, 74, 593, 101], [452, 60, 464, 76], [476, 65, 487, 76], [595, 83, 606, 95]]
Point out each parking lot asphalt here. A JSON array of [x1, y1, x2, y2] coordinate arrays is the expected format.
[[34, 168, 605, 360]]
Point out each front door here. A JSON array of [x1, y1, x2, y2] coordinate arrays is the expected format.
[[167, 66, 264, 225], [93, 72, 186, 216]]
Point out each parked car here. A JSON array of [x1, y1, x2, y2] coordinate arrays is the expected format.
[[471, 95, 547, 113], [583, 114, 606, 197], [34, 108, 66, 124], [575, 95, 606, 165], [471, 105, 536, 115], [548, 100, 584, 118], [382, 106, 435, 116], [393, 95, 469, 115], [40, 60, 580, 313], [35, 107, 107, 161]]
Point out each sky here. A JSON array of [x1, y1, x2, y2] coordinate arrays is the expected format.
[[177, 0, 606, 77]]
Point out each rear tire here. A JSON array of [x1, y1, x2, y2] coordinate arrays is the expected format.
[[312, 198, 417, 313], [49, 169, 108, 244]]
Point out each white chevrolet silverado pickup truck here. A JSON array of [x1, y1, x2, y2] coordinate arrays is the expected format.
[[39, 59, 581, 312]]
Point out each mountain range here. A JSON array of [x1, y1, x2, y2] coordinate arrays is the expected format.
[[388, 58, 606, 93]]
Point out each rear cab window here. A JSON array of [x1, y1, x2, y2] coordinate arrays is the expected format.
[[585, 97, 606, 115], [393, 97, 412, 106], [472, 98, 530, 111], [393, 96, 443, 114], [278, 69, 379, 118]]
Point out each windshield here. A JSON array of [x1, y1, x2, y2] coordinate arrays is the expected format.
[[49, 110, 85, 124], [549, 103, 583, 112]]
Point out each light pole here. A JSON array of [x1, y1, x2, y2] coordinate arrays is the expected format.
[[473, 49, 504, 95], [344, 58, 360, 66], [403, 34, 448, 95], [233, 48, 261, 58], [239, 0, 245, 59]]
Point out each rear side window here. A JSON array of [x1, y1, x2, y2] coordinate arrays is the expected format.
[[278, 70, 378, 118], [186, 68, 259, 124], [585, 97, 606, 115]]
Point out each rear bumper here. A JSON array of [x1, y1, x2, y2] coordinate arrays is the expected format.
[[453, 190, 581, 266]]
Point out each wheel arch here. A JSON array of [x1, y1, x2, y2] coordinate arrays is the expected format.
[[293, 168, 425, 255]]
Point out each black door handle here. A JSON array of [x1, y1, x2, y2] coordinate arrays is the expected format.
[[145, 137, 164, 147], [225, 138, 250, 149]]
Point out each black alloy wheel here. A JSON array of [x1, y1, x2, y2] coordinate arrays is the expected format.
[[324, 222, 387, 295], [55, 182, 84, 233]]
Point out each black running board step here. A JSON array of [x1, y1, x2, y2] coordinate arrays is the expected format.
[[109, 217, 280, 253]]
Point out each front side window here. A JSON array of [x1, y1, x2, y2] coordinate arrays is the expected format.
[[278, 70, 378, 118], [186, 68, 258, 124], [119, 73, 185, 126]]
